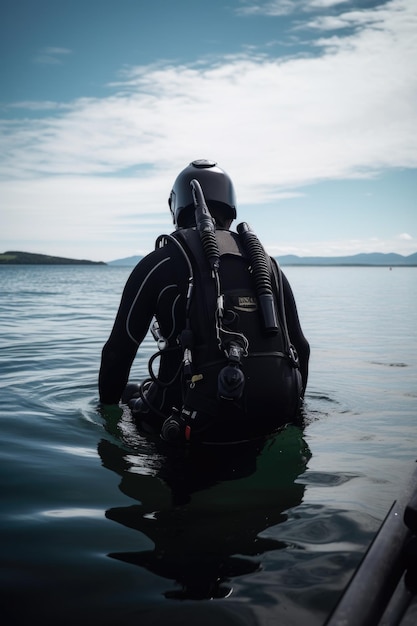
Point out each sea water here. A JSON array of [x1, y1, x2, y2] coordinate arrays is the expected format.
[[0, 264, 416, 625]]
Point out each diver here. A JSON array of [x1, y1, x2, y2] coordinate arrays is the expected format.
[[98, 159, 310, 444]]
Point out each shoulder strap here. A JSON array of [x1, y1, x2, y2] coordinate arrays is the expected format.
[[172, 227, 211, 269]]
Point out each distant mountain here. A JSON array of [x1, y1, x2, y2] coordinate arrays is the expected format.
[[274, 252, 417, 266], [108, 255, 143, 266], [108, 251, 417, 267], [0, 251, 105, 265]]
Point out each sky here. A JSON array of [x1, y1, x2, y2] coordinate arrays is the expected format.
[[1, 0, 416, 262]]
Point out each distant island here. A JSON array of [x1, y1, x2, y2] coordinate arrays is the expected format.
[[108, 251, 417, 267], [0, 251, 105, 265]]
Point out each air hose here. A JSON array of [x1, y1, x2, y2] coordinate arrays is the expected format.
[[190, 178, 220, 272], [237, 222, 279, 334]]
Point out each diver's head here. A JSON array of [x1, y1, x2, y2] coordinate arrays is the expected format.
[[169, 159, 237, 229]]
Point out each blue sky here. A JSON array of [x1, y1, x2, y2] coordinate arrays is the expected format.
[[1, 0, 416, 262]]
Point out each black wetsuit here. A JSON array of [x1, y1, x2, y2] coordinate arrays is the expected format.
[[99, 229, 310, 440]]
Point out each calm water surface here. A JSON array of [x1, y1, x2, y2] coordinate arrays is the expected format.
[[1, 265, 416, 625]]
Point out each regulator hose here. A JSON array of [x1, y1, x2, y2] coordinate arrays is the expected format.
[[190, 178, 220, 272], [237, 222, 279, 334]]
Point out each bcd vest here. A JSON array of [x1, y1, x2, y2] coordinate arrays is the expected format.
[[159, 227, 302, 442]]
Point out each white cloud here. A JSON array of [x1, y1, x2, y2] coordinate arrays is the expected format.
[[237, 0, 349, 16], [309, 0, 350, 7], [306, 0, 417, 33], [7, 101, 72, 111], [33, 47, 72, 65], [3, 2, 416, 184], [1, 0, 416, 260]]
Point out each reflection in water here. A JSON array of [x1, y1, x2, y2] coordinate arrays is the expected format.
[[98, 422, 311, 601]]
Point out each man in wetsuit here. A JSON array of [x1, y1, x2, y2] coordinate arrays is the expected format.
[[99, 159, 310, 443]]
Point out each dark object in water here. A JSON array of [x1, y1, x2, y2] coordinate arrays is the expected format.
[[325, 461, 417, 626]]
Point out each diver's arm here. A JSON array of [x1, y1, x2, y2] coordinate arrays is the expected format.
[[98, 249, 170, 405], [281, 272, 310, 393]]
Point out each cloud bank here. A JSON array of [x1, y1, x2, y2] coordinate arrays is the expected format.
[[1, 0, 416, 260]]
